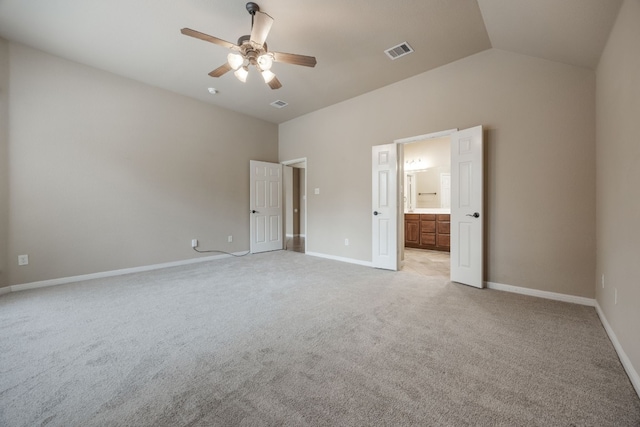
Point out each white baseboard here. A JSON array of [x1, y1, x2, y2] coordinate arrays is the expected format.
[[0, 286, 10, 296], [486, 281, 595, 307], [595, 301, 640, 398], [306, 251, 373, 267], [6, 251, 249, 294]]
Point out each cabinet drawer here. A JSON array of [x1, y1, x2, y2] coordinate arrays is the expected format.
[[421, 232, 436, 246], [420, 214, 436, 220], [437, 214, 450, 221], [437, 221, 450, 234], [421, 220, 435, 233], [405, 214, 420, 220]]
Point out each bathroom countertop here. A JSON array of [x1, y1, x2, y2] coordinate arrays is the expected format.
[[405, 208, 451, 214]]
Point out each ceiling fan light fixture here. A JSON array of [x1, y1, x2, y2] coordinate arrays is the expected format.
[[227, 52, 244, 70], [257, 53, 273, 71], [261, 69, 276, 83], [234, 66, 249, 83]]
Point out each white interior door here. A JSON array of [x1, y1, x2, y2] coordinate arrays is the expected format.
[[250, 160, 283, 254], [450, 126, 484, 288], [372, 144, 398, 270]]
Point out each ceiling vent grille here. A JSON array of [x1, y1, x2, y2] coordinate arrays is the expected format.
[[270, 100, 288, 108], [384, 42, 414, 60]]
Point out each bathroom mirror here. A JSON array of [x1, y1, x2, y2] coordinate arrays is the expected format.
[[404, 137, 451, 212]]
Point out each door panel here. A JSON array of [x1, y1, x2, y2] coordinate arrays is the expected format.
[[450, 126, 484, 288], [372, 144, 398, 270], [250, 160, 283, 253]]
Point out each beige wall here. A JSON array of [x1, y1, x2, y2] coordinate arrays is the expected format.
[[0, 39, 9, 287], [596, 0, 640, 387], [279, 48, 596, 298], [3, 42, 278, 287]]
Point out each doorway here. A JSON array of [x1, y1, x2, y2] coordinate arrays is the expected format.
[[390, 126, 484, 288], [282, 158, 307, 254], [400, 135, 452, 277]]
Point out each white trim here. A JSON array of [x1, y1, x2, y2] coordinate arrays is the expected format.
[[394, 129, 458, 145], [486, 281, 595, 306], [595, 301, 640, 398], [0, 286, 10, 296], [281, 157, 307, 166], [306, 251, 373, 267], [6, 252, 248, 294]]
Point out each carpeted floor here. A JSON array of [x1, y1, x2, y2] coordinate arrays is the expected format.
[[1, 250, 639, 426]]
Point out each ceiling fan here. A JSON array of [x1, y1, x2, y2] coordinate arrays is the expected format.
[[181, 2, 317, 90]]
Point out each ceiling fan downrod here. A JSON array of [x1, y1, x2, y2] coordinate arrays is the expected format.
[[246, 2, 260, 28]]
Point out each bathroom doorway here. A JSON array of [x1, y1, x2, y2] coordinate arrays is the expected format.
[[282, 158, 307, 253], [400, 134, 452, 277]]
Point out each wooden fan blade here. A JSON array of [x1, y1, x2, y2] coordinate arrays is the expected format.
[[250, 11, 273, 47], [180, 28, 237, 49], [272, 51, 317, 67], [209, 63, 232, 78], [267, 76, 282, 90]]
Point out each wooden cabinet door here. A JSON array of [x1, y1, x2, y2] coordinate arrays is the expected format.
[[405, 219, 420, 246]]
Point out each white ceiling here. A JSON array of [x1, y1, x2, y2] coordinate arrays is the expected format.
[[0, 0, 622, 124]]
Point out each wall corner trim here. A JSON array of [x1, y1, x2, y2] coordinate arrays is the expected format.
[[306, 251, 373, 268], [485, 281, 595, 306], [595, 301, 640, 399], [5, 252, 249, 294]]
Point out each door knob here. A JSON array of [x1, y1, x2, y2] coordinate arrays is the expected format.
[[251, 210, 259, 214], [373, 211, 380, 216], [466, 212, 480, 218]]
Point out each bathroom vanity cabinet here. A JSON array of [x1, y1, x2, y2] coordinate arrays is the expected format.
[[404, 213, 450, 252]]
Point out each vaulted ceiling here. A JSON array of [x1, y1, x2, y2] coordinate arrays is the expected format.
[[0, 0, 622, 124]]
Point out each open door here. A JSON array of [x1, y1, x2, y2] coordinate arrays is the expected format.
[[372, 143, 398, 270], [450, 126, 484, 288], [250, 160, 283, 254]]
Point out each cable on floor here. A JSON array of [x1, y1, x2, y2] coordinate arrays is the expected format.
[[193, 247, 251, 257]]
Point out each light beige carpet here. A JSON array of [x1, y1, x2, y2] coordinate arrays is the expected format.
[[1, 250, 639, 426]]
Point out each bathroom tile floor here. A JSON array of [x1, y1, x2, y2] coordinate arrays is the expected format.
[[402, 247, 450, 278]]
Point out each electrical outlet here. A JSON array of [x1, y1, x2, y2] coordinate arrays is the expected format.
[[314, 188, 320, 195], [601, 274, 605, 289], [228, 235, 233, 243], [18, 254, 29, 266], [191, 239, 198, 248], [344, 238, 349, 246]]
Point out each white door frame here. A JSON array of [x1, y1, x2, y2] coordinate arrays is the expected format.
[[282, 158, 307, 252]]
